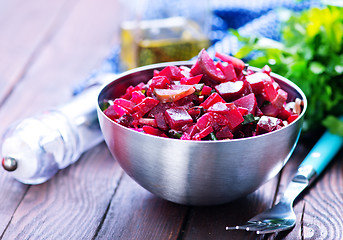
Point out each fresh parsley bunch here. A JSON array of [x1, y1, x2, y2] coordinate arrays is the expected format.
[[233, 6, 343, 135]]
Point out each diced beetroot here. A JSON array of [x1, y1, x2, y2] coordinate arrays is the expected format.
[[255, 106, 264, 117], [273, 81, 280, 91], [214, 80, 245, 102], [263, 81, 278, 102], [212, 112, 229, 126], [255, 94, 266, 108], [103, 105, 119, 120], [112, 104, 131, 117], [256, 116, 283, 135], [239, 124, 255, 138], [189, 60, 203, 76], [149, 102, 174, 117], [271, 89, 288, 109], [180, 74, 203, 85], [131, 91, 146, 104], [145, 87, 154, 97], [188, 124, 199, 138], [246, 73, 266, 95], [180, 66, 191, 78], [154, 112, 169, 130], [195, 112, 214, 131], [165, 107, 193, 130], [200, 74, 220, 88], [261, 65, 271, 75], [287, 114, 299, 123], [132, 111, 144, 120], [149, 75, 170, 90], [133, 97, 159, 117], [200, 92, 226, 109], [116, 114, 135, 127], [112, 98, 135, 112], [198, 95, 204, 104], [208, 102, 229, 114], [158, 66, 182, 80], [173, 94, 197, 109], [142, 125, 167, 137], [216, 61, 237, 82], [138, 118, 158, 127], [187, 107, 203, 120], [154, 85, 195, 103], [215, 52, 245, 76], [180, 132, 191, 140], [261, 103, 279, 117], [277, 106, 292, 120], [198, 49, 226, 83], [216, 126, 233, 140], [247, 69, 255, 75], [224, 103, 245, 131], [201, 85, 212, 95], [237, 107, 249, 116], [121, 82, 146, 99], [192, 125, 213, 140], [233, 93, 257, 115]]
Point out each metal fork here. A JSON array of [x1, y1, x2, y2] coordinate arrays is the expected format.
[[227, 130, 343, 234]]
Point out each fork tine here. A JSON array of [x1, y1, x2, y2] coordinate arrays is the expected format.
[[242, 223, 275, 232], [226, 221, 267, 231], [227, 221, 286, 234], [226, 221, 260, 231], [256, 224, 294, 235]]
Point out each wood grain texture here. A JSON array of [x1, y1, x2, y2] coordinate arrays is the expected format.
[[0, 0, 73, 104], [0, 0, 341, 239], [298, 153, 343, 240], [182, 170, 280, 239], [0, 0, 74, 235], [95, 173, 189, 240], [0, 0, 122, 238], [2, 144, 122, 240]]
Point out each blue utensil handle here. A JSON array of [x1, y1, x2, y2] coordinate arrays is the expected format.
[[300, 131, 343, 175]]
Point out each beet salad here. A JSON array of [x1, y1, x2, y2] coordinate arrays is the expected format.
[[102, 49, 303, 141]]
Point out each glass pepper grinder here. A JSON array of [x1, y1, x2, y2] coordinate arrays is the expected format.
[[1, 73, 115, 184]]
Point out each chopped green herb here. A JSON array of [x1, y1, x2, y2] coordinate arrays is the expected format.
[[168, 129, 182, 139], [210, 132, 217, 141], [100, 101, 110, 111], [242, 114, 259, 125]]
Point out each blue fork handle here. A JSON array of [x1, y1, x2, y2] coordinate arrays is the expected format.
[[299, 130, 343, 175]]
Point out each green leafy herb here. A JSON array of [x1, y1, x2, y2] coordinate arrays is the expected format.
[[168, 129, 182, 139], [210, 132, 218, 141], [233, 6, 343, 135], [242, 114, 259, 125]]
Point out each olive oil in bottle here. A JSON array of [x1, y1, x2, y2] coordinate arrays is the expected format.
[[120, 17, 210, 70]]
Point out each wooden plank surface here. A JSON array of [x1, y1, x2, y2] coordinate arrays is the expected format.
[[0, 0, 73, 103], [1, 1, 342, 240], [0, 0, 74, 234], [0, 0, 123, 239], [95, 174, 189, 240], [1, 144, 122, 239]]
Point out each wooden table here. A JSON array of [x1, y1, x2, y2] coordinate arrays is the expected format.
[[1, 1, 342, 239]]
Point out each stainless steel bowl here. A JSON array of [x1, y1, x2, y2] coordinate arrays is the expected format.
[[97, 61, 307, 205]]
